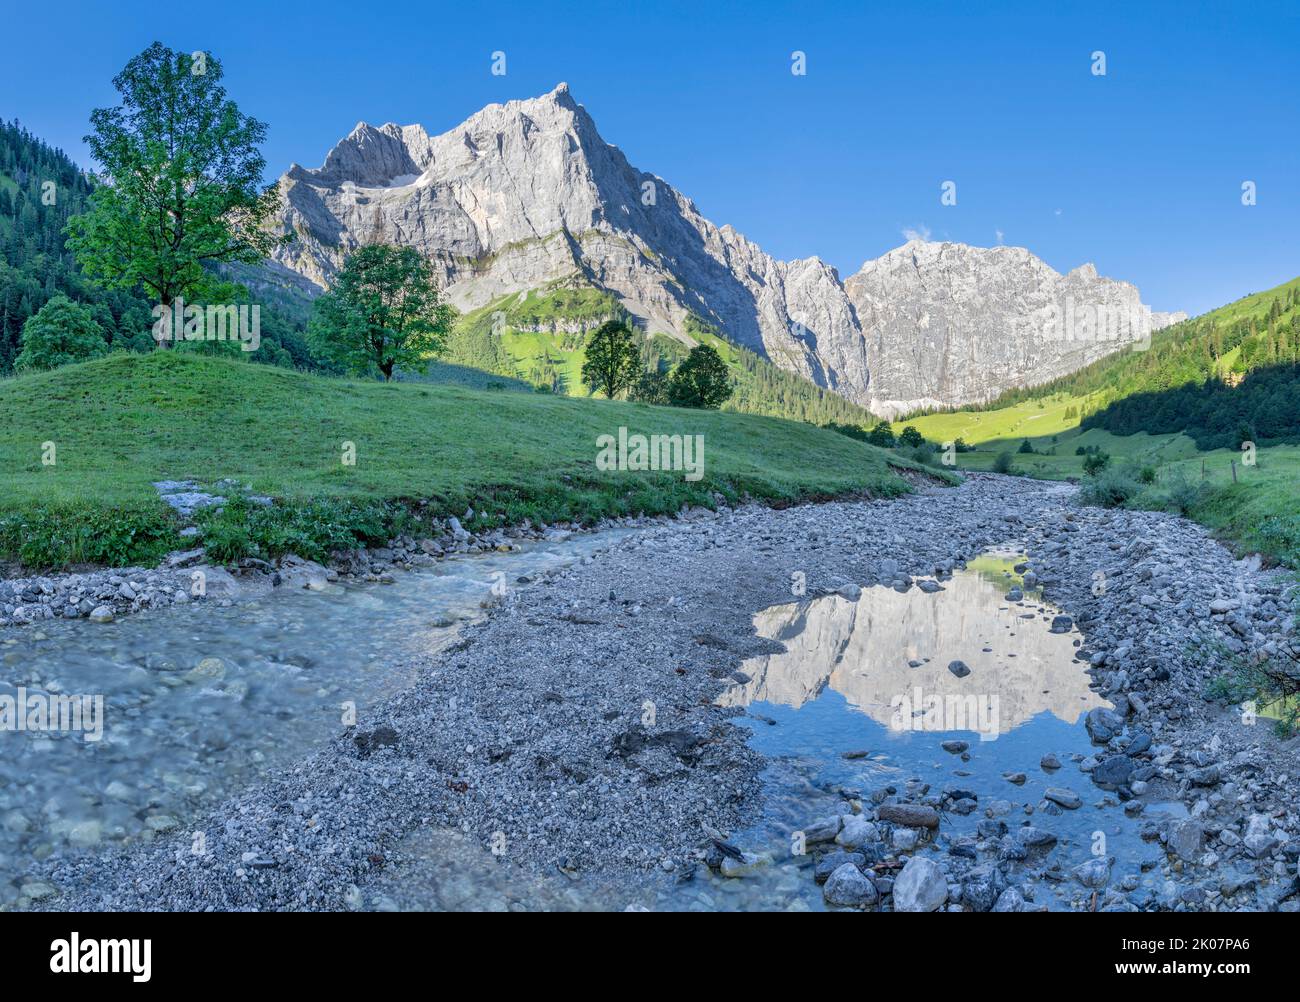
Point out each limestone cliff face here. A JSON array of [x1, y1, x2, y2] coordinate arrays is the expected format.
[[271, 84, 1177, 415], [845, 241, 1186, 417], [271, 83, 862, 396]]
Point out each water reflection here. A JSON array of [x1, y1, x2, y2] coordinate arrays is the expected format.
[[719, 551, 1107, 735]]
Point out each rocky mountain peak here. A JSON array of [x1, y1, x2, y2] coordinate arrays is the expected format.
[[269, 88, 1177, 416], [846, 241, 1178, 416]]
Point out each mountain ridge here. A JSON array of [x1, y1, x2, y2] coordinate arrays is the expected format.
[[270, 84, 1182, 416]]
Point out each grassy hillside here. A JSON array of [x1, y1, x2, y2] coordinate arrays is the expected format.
[[0, 351, 926, 569], [933, 274, 1299, 418], [953, 431, 1300, 568], [886, 275, 1300, 570], [443, 280, 884, 428]]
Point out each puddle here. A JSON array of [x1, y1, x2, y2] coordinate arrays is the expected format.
[[719, 548, 1108, 735], [665, 549, 1188, 911], [0, 533, 624, 906]]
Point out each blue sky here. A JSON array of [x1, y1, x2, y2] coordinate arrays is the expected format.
[[3, 0, 1297, 315]]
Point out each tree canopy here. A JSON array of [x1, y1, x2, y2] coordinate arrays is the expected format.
[[65, 42, 282, 318], [15, 295, 108, 371], [307, 244, 453, 380], [668, 343, 733, 409], [581, 320, 641, 399]]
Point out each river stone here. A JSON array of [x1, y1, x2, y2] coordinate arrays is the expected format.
[[814, 851, 866, 884], [1220, 870, 1259, 897], [948, 660, 972, 678], [803, 815, 842, 845], [1168, 819, 1204, 862], [891, 827, 920, 852], [67, 820, 102, 848], [992, 886, 1026, 912], [1017, 826, 1058, 848], [1124, 732, 1152, 756], [1190, 765, 1221, 787], [20, 882, 57, 901], [836, 815, 880, 850], [823, 863, 878, 907], [145, 814, 179, 832], [719, 851, 772, 878], [1085, 707, 1124, 744], [1092, 755, 1135, 790], [960, 863, 1008, 911], [877, 804, 940, 829], [893, 856, 948, 912], [195, 565, 241, 599], [186, 657, 226, 684], [88, 606, 114, 623], [1243, 814, 1278, 859], [1073, 857, 1111, 889], [1044, 788, 1082, 809]]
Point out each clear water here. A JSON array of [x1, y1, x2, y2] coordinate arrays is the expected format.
[[0, 534, 623, 907], [662, 549, 1189, 911]]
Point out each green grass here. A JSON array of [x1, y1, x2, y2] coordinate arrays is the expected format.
[[0, 351, 932, 568], [922, 411, 1300, 567], [443, 282, 884, 427], [892, 391, 1100, 447]]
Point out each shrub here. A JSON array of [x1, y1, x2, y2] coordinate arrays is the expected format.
[[0, 503, 177, 568], [14, 296, 108, 372], [1137, 465, 1158, 485], [866, 422, 896, 448], [1078, 468, 1141, 508], [196, 495, 417, 564], [897, 425, 926, 449], [1163, 468, 1208, 515], [1082, 451, 1111, 476], [823, 421, 869, 443], [1017, 438, 1035, 454], [902, 445, 936, 467], [992, 451, 1015, 474]]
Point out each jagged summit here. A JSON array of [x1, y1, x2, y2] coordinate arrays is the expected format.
[[845, 240, 1180, 415], [270, 88, 1177, 415]]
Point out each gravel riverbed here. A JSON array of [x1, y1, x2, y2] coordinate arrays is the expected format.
[[21, 474, 1300, 911]]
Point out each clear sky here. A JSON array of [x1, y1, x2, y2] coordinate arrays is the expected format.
[[3, 0, 1296, 315]]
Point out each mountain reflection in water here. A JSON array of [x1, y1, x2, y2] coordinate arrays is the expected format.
[[718, 551, 1109, 736]]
